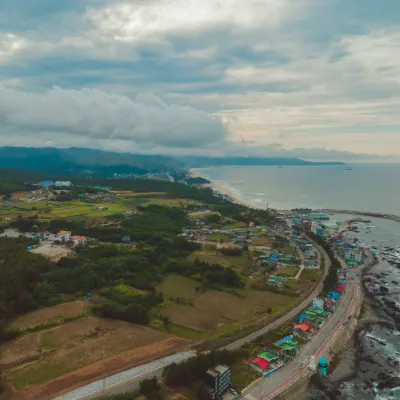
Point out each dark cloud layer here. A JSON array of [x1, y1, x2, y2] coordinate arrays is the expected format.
[[0, 86, 226, 148]]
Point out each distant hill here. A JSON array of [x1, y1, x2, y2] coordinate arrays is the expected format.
[[0, 147, 345, 180], [0, 147, 183, 177], [178, 156, 345, 167]]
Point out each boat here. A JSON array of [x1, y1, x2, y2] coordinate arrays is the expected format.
[[345, 168, 352, 171]]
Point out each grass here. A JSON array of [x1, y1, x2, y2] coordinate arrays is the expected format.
[[279, 265, 299, 277], [207, 234, 227, 242], [300, 268, 321, 280], [111, 284, 146, 297], [158, 274, 200, 302], [217, 323, 256, 339], [230, 361, 260, 392], [166, 324, 208, 340], [188, 250, 251, 271], [8, 362, 71, 390]]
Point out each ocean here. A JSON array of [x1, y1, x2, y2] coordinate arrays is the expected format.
[[193, 164, 400, 399], [192, 164, 400, 213]]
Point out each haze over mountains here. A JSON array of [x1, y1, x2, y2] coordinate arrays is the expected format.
[[0, 147, 344, 178]]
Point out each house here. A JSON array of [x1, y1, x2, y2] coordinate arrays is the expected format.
[[72, 236, 87, 246], [267, 275, 286, 289], [249, 221, 255, 228], [57, 231, 71, 241], [344, 248, 364, 262], [294, 323, 314, 337], [250, 357, 270, 372], [258, 350, 279, 363], [312, 298, 325, 310]]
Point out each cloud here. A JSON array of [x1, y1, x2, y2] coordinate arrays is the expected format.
[[0, 0, 399, 159], [86, 0, 291, 44], [0, 85, 226, 148], [0, 32, 27, 64]]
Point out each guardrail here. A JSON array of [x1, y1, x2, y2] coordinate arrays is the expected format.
[[55, 351, 196, 400]]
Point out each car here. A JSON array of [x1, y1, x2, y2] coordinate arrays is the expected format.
[[229, 388, 238, 395]]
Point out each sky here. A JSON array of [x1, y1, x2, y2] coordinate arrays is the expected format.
[[1, 0, 400, 161]]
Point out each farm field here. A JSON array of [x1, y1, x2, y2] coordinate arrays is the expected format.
[[157, 274, 200, 302], [188, 250, 251, 270], [9, 301, 84, 330], [2, 316, 190, 397], [161, 289, 296, 336]]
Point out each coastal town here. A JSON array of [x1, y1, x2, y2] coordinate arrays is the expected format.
[[0, 175, 392, 400]]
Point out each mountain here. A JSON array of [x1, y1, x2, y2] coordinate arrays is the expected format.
[[177, 156, 346, 167], [0, 147, 183, 177]]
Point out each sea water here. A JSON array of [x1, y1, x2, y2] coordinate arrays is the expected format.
[[192, 164, 400, 214]]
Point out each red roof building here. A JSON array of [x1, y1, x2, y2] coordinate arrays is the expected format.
[[251, 357, 270, 370]]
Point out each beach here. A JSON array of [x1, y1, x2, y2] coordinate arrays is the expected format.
[[188, 168, 259, 209]]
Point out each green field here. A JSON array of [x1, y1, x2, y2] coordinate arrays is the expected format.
[[278, 265, 299, 277], [300, 268, 321, 280], [158, 274, 200, 302], [188, 250, 251, 271]]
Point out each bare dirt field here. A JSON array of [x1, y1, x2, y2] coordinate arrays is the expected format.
[[10, 301, 84, 330], [11, 192, 31, 200], [0, 333, 41, 367], [4, 317, 190, 397], [31, 244, 71, 262], [250, 237, 273, 246]]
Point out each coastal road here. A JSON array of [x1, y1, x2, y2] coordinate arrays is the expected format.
[[240, 277, 361, 400]]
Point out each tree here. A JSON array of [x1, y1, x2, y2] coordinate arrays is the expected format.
[[32, 225, 40, 233], [139, 377, 162, 400]]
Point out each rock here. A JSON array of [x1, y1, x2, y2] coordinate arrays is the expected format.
[[377, 376, 400, 390], [379, 286, 389, 293]]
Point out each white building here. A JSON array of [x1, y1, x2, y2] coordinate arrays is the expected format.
[[344, 249, 364, 262], [54, 181, 72, 187], [71, 236, 88, 246]]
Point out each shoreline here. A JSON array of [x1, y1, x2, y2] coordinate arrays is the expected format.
[[188, 168, 259, 209]]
